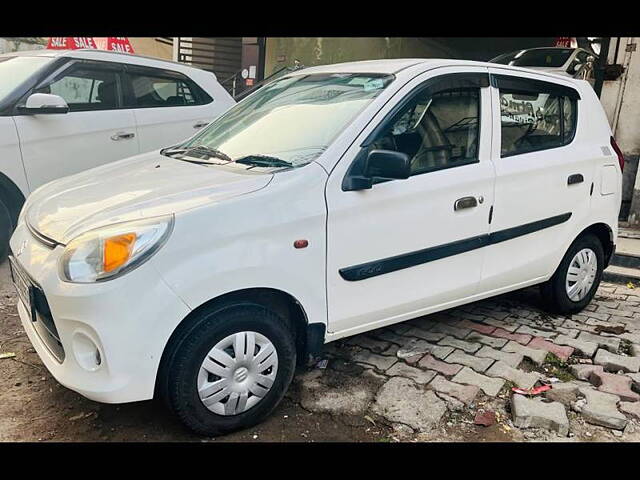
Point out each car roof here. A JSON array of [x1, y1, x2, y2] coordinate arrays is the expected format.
[[285, 58, 580, 84], [0, 48, 204, 73]]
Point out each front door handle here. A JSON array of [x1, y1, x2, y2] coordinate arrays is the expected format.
[[193, 121, 209, 129], [568, 173, 584, 185], [110, 131, 135, 141], [454, 196, 478, 211]]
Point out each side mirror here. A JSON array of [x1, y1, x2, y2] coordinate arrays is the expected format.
[[365, 149, 411, 180], [17, 93, 69, 115], [343, 149, 411, 191], [570, 63, 583, 74]]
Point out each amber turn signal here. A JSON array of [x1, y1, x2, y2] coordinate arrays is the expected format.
[[103, 233, 137, 272]]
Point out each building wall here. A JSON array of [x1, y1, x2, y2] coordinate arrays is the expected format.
[[0, 37, 46, 54], [600, 38, 640, 155], [0, 37, 172, 59], [599, 37, 640, 224], [264, 37, 457, 76], [127, 38, 173, 60], [264, 37, 557, 77]]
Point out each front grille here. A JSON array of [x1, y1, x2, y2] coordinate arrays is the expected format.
[[10, 257, 65, 363], [31, 286, 65, 362]]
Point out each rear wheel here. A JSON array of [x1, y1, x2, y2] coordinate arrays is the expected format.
[[165, 303, 296, 436], [540, 233, 604, 315]]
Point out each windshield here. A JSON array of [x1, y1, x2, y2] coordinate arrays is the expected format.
[[167, 72, 395, 169], [0, 56, 52, 103], [492, 49, 574, 68]]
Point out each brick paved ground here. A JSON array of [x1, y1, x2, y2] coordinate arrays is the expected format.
[[2, 256, 640, 442], [307, 280, 640, 441]]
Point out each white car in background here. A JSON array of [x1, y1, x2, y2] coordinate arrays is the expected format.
[[0, 49, 235, 257], [490, 47, 597, 80]]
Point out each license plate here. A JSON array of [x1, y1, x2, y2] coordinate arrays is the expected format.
[[9, 256, 33, 319]]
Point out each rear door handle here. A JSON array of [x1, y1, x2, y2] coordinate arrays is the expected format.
[[193, 121, 209, 129], [454, 196, 479, 211], [568, 174, 584, 185], [110, 131, 135, 141]]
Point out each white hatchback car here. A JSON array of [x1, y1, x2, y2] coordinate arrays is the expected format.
[[9, 59, 622, 436], [0, 49, 235, 258]]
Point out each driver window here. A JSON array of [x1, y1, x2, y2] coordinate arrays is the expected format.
[[369, 87, 480, 176], [37, 66, 120, 112]]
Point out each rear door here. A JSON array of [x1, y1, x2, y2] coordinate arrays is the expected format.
[[123, 66, 217, 152], [479, 69, 593, 293], [326, 67, 495, 336], [13, 59, 139, 190]]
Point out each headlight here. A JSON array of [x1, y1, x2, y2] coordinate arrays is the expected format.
[[59, 215, 174, 283]]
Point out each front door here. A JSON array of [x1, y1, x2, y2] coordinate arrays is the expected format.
[[326, 67, 495, 336], [14, 60, 139, 191]]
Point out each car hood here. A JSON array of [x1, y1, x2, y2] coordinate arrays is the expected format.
[[25, 151, 273, 244]]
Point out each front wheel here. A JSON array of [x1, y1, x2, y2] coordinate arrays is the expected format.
[[165, 304, 296, 436], [540, 233, 604, 315]]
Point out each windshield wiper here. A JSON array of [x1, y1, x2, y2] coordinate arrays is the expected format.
[[162, 144, 232, 163], [235, 154, 293, 168], [159, 144, 184, 156]]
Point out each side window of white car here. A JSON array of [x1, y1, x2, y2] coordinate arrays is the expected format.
[[368, 87, 481, 176], [495, 75, 579, 158], [125, 68, 212, 108], [37, 63, 121, 112]]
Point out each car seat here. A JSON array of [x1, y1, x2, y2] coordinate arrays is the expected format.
[[96, 81, 117, 108]]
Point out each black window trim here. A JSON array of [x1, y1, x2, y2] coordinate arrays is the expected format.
[[13, 58, 128, 115], [493, 73, 579, 159], [121, 64, 213, 109], [490, 73, 580, 100], [10, 59, 214, 115], [342, 72, 489, 191]]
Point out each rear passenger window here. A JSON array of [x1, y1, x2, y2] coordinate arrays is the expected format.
[[498, 77, 577, 157], [127, 70, 210, 108], [369, 87, 480, 176]]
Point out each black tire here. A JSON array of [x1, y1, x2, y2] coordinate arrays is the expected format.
[[164, 303, 296, 437], [540, 233, 604, 315], [0, 199, 12, 261]]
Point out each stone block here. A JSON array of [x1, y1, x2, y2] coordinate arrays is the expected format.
[[451, 367, 504, 396], [511, 395, 569, 436], [502, 341, 547, 365], [372, 377, 446, 432], [429, 375, 480, 406]]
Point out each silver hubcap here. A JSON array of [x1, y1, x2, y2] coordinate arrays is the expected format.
[[197, 331, 278, 416], [565, 248, 598, 302]]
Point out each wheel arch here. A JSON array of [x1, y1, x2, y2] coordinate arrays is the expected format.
[[576, 222, 615, 267], [154, 287, 324, 400], [0, 171, 26, 227]]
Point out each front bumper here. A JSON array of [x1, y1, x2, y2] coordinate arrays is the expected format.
[[9, 222, 191, 404]]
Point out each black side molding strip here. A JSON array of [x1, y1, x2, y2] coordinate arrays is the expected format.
[[339, 212, 572, 282], [488, 212, 571, 246]]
